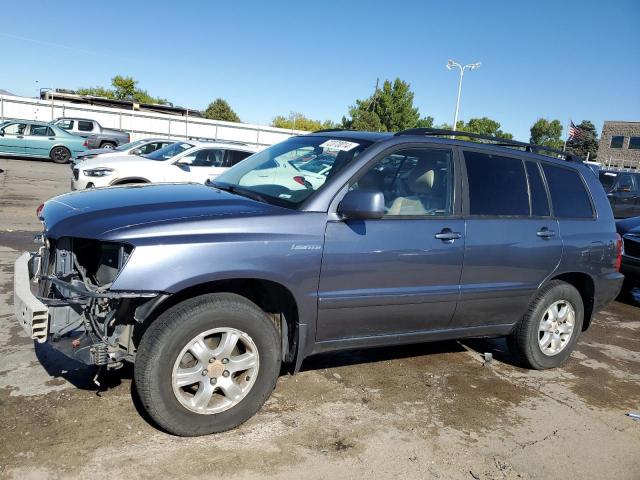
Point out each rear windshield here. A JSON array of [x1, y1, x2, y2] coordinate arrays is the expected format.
[[599, 171, 618, 192]]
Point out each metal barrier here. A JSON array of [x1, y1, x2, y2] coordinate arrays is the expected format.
[[0, 94, 305, 148]]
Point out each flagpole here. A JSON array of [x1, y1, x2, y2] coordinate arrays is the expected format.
[[563, 118, 570, 152]]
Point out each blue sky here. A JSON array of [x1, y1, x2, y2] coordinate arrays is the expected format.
[[1, 0, 638, 140]]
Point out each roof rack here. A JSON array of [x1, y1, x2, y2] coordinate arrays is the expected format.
[[394, 128, 583, 162]]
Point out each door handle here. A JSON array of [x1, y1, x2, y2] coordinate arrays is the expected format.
[[48, 137, 55, 140], [16, 135, 24, 138], [536, 227, 556, 238], [435, 228, 462, 242]]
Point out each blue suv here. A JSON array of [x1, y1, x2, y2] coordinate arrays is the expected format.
[[14, 128, 624, 436]]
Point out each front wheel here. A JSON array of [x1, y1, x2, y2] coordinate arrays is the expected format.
[[50, 146, 71, 164], [134, 293, 281, 436], [508, 280, 584, 369]]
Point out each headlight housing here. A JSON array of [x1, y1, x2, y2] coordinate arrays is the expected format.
[[83, 167, 115, 177]]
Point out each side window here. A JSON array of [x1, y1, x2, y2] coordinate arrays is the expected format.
[[56, 120, 74, 130], [183, 149, 225, 167], [2, 123, 27, 135], [139, 142, 162, 154], [351, 147, 454, 217], [542, 164, 594, 219], [464, 151, 529, 216], [77, 120, 94, 132], [226, 150, 252, 167], [616, 173, 636, 192], [30, 125, 53, 136], [526, 161, 550, 217]]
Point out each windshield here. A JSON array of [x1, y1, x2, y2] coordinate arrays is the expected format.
[[213, 136, 372, 207], [145, 142, 193, 161], [115, 139, 147, 151], [599, 171, 618, 192]]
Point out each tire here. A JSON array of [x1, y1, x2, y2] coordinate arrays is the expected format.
[[50, 146, 71, 164], [100, 142, 116, 150], [508, 280, 584, 370], [134, 293, 281, 436]]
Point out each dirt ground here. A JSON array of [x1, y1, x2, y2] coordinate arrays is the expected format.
[[1, 157, 639, 479]]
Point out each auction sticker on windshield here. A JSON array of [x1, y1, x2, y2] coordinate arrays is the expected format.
[[320, 140, 360, 151]]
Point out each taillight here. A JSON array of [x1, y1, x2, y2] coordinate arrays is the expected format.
[[293, 176, 306, 186], [36, 203, 45, 218], [615, 233, 623, 272], [83, 139, 88, 147]]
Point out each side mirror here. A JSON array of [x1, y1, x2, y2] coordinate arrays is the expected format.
[[338, 190, 385, 220], [130, 148, 141, 155]]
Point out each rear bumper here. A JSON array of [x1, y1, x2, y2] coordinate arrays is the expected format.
[[594, 271, 625, 312]]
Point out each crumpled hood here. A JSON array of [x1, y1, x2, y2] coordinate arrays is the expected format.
[[41, 183, 283, 240], [75, 154, 151, 168], [616, 217, 640, 236]]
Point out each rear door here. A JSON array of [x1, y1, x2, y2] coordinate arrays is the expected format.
[[318, 145, 464, 341], [452, 150, 562, 328], [24, 124, 56, 157], [0, 122, 27, 155], [76, 120, 95, 138]]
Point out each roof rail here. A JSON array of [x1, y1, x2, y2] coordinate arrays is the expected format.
[[394, 128, 583, 162], [311, 128, 351, 133]]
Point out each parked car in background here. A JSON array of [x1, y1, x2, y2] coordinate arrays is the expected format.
[[73, 138, 176, 165], [71, 140, 256, 189], [617, 216, 640, 289], [0, 120, 86, 163], [15, 129, 623, 436], [598, 170, 640, 218], [52, 117, 130, 149]]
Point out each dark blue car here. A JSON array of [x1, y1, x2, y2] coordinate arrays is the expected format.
[[14, 128, 624, 436]]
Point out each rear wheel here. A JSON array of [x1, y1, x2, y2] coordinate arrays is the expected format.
[[508, 280, 584, 369], [134, 293, 281, 436], [100, 142, 116, 150], [50, 146, 71, 164]]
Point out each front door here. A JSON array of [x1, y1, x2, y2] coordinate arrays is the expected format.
[[169, 148, 227, 184], [0, 122, 27, 155], [318, 146, 464, 341], [24, 124, 56, 157], [453, 152, 563, 328]]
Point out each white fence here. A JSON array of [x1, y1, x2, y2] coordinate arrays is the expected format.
[[0, 94, 305, 148]]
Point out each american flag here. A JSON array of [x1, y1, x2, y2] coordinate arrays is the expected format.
[[568, 121, 584, 140]]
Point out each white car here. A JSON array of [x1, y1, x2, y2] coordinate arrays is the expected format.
[[72, 138, 176, 165], [71, 141, 257, 190], [239, 155, 332, 191]]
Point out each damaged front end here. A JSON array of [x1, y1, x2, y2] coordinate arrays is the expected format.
[[14, 235, 166, 368]]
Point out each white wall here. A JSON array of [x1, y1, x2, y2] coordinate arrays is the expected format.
[[0, 94, 305, 148]]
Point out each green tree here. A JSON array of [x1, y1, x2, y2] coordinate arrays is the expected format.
[[462, 117, 513, 139], [343, 78, 425, 132], [203, 98, 241, 122], [566, 120, 598, 160], [77, 75, 167, 105], [272, 112, 337, 131], [530, 118, 564, 150]]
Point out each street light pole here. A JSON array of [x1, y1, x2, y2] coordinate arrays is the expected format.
[[446, 60, 481, 131]]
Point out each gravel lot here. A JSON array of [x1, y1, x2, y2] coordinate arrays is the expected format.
[[1, 157, 639, 479]]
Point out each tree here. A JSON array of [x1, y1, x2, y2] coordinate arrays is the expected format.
[[77, 75, 167, 105], [343, 78, 424, 132], [530, 118, 564, 150], [462, 117, 513, 139], [203, 98, 241, 123], [272, 112, 337, 132], [566, 120, 598, 160]]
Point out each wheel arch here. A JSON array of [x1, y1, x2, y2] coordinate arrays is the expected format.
[[547, 272, 595, 330], [111, 177, 150, 185], [135, 278, 301, 366]]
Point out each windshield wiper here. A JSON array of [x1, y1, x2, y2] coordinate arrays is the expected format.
[[209, 182, 268, 204]]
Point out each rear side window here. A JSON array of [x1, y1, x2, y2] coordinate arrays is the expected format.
[[542, 165, 593, 219], [56, 119, 73, 130], [77, 121, 94, 132], [526, 162, 550, 217], [464, 151, 529, 216], [227, 150, 253, 167]]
